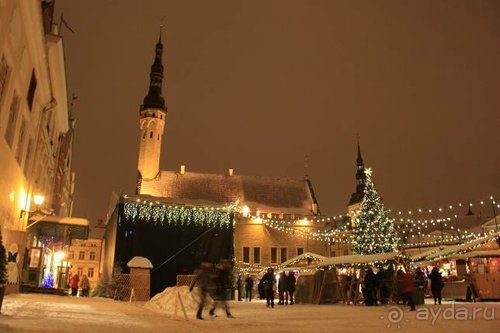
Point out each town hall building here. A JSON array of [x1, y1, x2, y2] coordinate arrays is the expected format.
[[102, 31, 355, 293]]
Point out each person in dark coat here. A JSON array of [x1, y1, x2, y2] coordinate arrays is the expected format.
[[429, 267, 444, 305], [190, 261, 214, 320], [376, 267, 389, 304], [258, 279, 265, 299], [209, 260, 234, 318], [287, 271, 296, 305], [244, 275, 254, 301], [262, 268, 276, 308], [236, 275, 243, 301], [384, 263, 395, 302], [397, 269, 416, 311], [278, 271, 288, 305], [363, 268, 378, 306]]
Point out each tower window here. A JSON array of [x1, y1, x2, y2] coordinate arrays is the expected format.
[[142, 132, 146, 139], [157, 134, 160, 140], [149, 131, 153, 138]]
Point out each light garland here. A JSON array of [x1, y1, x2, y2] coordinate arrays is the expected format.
[[391, 196, 498, 217], [121, 198, 237, 227]]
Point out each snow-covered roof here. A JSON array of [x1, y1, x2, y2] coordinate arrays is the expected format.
[[127, 256, 153, 269], [278, 252, 328, 268], [140, 171, 317, 214], [449, 249, 500, 260], [319, 252, 400, 267], [419, 232, 500, 262]]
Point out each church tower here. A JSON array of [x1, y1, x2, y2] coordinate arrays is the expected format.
[[347, 139, 367, 222], [137, 30, 167, 190]]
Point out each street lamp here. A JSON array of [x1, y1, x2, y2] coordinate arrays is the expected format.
[[33, 194, 45, 206]]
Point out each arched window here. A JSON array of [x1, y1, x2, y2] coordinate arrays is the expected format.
[[149, 131, 153, 139], [157, 134, 160, 140], [142, 131, 146, 139]]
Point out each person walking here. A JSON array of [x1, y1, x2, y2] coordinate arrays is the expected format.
[[209, 260, 234, 318], [244, 275, 254, 302], [278, 271, 288, 305], [287, 271, 296, 305], [429, 267, 444, 305], [190, 261, 214, 320], [262, 268, 276, 308], [258, 279, 265, 300], [80, 275, 90, 297], [397, 269, 416, 311], [376, 267, 388, 304], [69, 273, 79, 296]]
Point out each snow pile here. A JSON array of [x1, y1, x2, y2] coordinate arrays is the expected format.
[[144, 286, 214, 313]]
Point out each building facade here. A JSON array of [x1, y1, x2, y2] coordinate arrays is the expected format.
[[0, 0, 75, 284], [68, 238, 103, 288]]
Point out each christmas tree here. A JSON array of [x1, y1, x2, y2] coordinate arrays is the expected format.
[[0, 230, 7, 286], [42, 272, 54, 288], [351, 168, 400, 255]]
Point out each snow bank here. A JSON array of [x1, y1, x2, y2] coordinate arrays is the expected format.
[[144, 286, 214, 313]]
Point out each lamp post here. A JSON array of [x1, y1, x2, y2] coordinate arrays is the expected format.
[[20, 194, 45, 220]]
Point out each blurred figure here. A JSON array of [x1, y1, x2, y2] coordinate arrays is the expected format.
[[236, 275, 243, 301], [244, 275, 254, 302], [376, 267, 388, 304], [69, 273, 79, 296], [278, 271, 288, 305], [80, 275, 90, 297], [429, 267, 444, 305], [262, 268, 276, 308], [397, 269, 416, 311], [209, 260, 234, 318], [190, 261, 213, 320], [287, 271, 296, 305]]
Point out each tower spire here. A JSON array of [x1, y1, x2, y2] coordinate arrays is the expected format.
[[141, 27, 166, 111], [348, 136, 367, 206]]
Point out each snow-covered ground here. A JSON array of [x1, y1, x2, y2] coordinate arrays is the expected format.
[[0, 293, 498, 333]]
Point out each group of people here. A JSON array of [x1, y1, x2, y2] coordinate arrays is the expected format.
[[190, 260, 234, 320], [69, 273, 90, 297], [361, 264, 445, 311], [257, 268, 296, 308]]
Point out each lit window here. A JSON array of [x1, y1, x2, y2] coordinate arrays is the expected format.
[[253, 247, 260, 264], [77, 267, 83, 276], [78, 251, 85, 260], [243, 247, 250, 263]]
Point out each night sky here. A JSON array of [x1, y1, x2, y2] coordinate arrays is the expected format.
[[56, 0, 500, 224]]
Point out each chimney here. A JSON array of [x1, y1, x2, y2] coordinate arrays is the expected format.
[[180, 165, 186, 175], [228, 168, 234, 176]]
